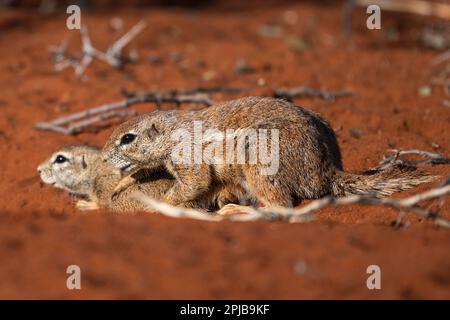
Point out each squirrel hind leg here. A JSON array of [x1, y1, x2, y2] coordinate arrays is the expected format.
[[243, 170, 294, 208]]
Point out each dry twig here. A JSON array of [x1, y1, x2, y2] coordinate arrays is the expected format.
[[131, 193, 222, 221], [432, 50, 450, 66], [374, 149, 450, 169], [35, 87, 244, 135], [342, 0, 450, 36], [354, 0, 450, 20], [273, 86, 353, 101], [132, 149, 450, 227], [430, 48, 450, 96], [131, 178, 450, 227], [50, 20, 146, 78]]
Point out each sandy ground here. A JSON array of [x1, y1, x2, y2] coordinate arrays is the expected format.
[[0, 1, 449, 299]]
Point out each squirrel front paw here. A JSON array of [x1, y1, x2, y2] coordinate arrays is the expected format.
[[111, 175, 137, 200], [217, 203, 255, 216], [76, 200, 100, 211]]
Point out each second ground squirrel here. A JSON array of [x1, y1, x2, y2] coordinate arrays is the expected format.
[[38, 146, 253, 212], [102, 96, 434, 209]]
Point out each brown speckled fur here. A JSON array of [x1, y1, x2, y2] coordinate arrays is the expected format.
[[103, 96, 434, 208], [38, 146, 250, 212]]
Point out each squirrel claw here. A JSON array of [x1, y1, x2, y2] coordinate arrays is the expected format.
[[111, 175, 137, 200], [111, 187, 127, 200], [111, 191, 120, 200]]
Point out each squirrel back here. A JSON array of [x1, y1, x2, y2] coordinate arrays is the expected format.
[[102, 96, 436, 207]]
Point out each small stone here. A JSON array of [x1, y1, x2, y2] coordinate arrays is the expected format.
[[58, 103, 69, 112], [110, 17, 124, 32], [234, 59, 255, 74], [418, 86, 432, 97], [258, 24, 283, 38], [420, 30, 448, 49], [349, 128, 363, 139], [169, 52, 183, 63], [286, 35, 312, 52], [196, 59, 207, 68], [293, 260, 308, 275], [283, 10, 298, 25], [257, 78, 266, 87], [202, 70, 216, 81], [128, 48, 139, 63], [386, 26, 400, 41], [147, 54, 163, 65]]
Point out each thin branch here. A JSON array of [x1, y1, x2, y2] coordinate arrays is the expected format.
[[172, 86, 247, 95], [341, 0, 356, 37], [51, 20, 147, 78], [74, 53, 93, 78], [131, 178, 450, 228], [131, 192, 222, 221], [432, 50, 450, 66], [273, 86, 353, 101], [35, 87, 244, 135], [67, 110, 138, 134], [355, 0, 450, 20], [286, 184, 450, 227], [106, 20, 147, 64], [374, 149, 450, 169], [35, 92, 211, 134], [430, 49, 450, 98]]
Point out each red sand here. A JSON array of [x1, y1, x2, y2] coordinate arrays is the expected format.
[[0, 2, 449, 299]]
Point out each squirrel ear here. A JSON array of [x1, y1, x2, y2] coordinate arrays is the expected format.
[[146, 123, 160, 138], [81, 155, 88, 169]]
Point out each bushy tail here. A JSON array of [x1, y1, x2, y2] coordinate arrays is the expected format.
[[332, 165, 436, 197]]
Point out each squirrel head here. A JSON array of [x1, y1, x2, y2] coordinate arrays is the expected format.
[[102, 111, 177, 173], [37, 146, 100, 197]]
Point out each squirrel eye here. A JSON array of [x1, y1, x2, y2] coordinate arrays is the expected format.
[[120, 133, 137, 145], [54, 155, 68, 164]]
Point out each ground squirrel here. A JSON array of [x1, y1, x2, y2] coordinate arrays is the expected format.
[[102, 96, 434, 209], [37, 145, 175, 211], [38, 146, 252, 212]]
